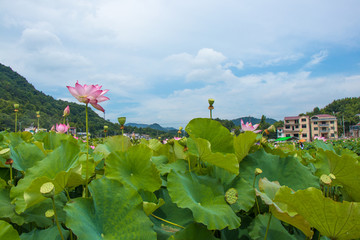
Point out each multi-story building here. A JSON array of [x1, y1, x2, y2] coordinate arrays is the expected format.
[[278, 114, 338, 141], [277, 127, 284, 138], [310, 114, 338, 139], [283, 116, 311, 141]]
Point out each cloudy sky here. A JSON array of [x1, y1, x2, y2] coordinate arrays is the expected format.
[[1, 1, 360, 127]]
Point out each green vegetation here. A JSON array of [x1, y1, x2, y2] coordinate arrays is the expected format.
[[0, 118, 360, 239]]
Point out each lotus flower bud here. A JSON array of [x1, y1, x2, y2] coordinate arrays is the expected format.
[[255, 168, 263, 176], [178, 137, 187, 147], [40, 182, 55, 198], [63, 105, 70, 117], [225, 188, 238, 205], [118, 117, 126, 125], [50, 125, 55, 131], [267, 125, 276, 133]]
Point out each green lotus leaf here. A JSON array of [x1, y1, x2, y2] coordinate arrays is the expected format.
[[234, 131, 258, 162], [20, 224, 68, 240], [314, 140, 335, 152], [0, 187, 24, 225], [189, 137, 239, 174], [94, 135, 132, 158], [167, 171, 241, 230], [0, 220, 20, 240], [152, 156, 187, 176], [240, 149, 319, 190], [22, 192, 67, 228], [10, 142, 45, 172], [274, 187, 360, 240], [39, 131, 73, 151], [255, 178, 313, 238], [105, 144, 161, 192], [169, 222, 218, 240], [143, 198, 165, 216], [64, 177, 156, 240], [185, 118, 234, 153], [20, 225, 68, 240], [249, 213, 297, 240], [11, 140, 81, 213], [325, 150, 360, 201]]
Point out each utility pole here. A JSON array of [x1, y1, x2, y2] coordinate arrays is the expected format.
[[342, 114, 345, 138]]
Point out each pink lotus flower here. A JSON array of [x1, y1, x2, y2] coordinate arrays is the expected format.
[[56, 123, 70, 134], [90, 145, 95, 150], [174, 137, 181, 140], [73, 136, 79, 140], [314, 136, 326, 142], [50, 125, 55, 131], [63, 105, 70, 117], [67, 81, 109, 112], [241, 119, 261, 133]]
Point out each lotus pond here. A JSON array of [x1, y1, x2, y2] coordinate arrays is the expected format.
[[0, 118, 360, 240]]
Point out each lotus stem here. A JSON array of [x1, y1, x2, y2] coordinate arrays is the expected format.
[[253, 175, 260, 214], [9, 164, 13, 186], [51, 197, 65, 240], [15, 112, 18, 132], [151, 214, 185, 229], [85, 103, 89, 197], [264, 213, 272, 240]]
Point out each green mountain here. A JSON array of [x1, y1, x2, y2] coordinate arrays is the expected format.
[[126, 123, 177, 132]]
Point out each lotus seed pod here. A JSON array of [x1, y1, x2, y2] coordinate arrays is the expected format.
[[14, 104, 19, 109], [178, 137, 187, 147], [179, 126, 183, 131], [225, 188, 238, 205], [45, 209, 54, 218], [329, 173, 336, 180], [0, 148, 11, 160], [104, 125, 108, 130], [118, 117, 126, 125], [208, 98, 215, 106], [40, 182, 55, 198], [255, 168, 263, 176], [320, 174, 332, 185]]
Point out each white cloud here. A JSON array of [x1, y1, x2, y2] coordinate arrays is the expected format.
[[305, 50, 329, 68]]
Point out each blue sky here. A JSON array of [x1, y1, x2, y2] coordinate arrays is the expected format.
[[0, 1, 360, 128]]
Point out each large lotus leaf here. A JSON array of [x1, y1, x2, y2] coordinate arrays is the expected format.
[[169, 222, 218, 240], [234, 131, 258, 163], [274, 187, 360, 240], [312, 149, 331, 177], [314, 140, 335, 152], [20, 225, 69, 240], [152, 156, 187, 176], [167, 171, 241, 230], [94, 135, 132, 157], [240, 149, 319, 190], [11, 140, 81, 213], [105, 144, 161, 192], [40, 132, 72, 151], [325, 150, 360, 201], [0, 220, 20, 240], [64, 177, 156, 240], [190, 137, 239, 174], [4, 132, 32, 148], [10, 142, 46, 172], [22, 192, 67, 228], [0, 188, 24, 225], [249, 213, 296, 240], [185, 118, 234, 153], [255, 178, 313, 238]]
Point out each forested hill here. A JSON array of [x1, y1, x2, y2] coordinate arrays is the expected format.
[[0, 63, 118, 135], [304, 97, 360, 126]]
